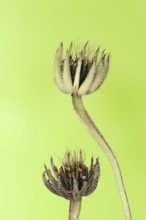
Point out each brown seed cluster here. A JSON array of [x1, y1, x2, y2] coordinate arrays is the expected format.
[[42, 151, 100, 200]]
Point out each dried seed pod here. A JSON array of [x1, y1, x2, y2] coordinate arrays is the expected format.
[[42, 150, 100, 200], [54, 42, 110, 96]]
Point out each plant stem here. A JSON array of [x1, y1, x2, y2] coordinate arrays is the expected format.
[[72, 94, 132, 220], [69, 199, 82, 220]]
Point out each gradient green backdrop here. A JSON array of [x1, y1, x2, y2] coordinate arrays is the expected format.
[[0, 0, 145, 219]]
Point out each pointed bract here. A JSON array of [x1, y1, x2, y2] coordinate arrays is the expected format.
[[78, 59, 97, 96], [88, 54, 110, 94], [63, 50, 73, 93], [73, 59, 82, 93], [54, 43, 65, 92]]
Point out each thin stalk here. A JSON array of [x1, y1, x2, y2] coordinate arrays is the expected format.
[[72, 94, 132, 220], [69, 199, 82, 220]]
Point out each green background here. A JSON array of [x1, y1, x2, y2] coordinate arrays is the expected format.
[[0, 0, 145, 219]]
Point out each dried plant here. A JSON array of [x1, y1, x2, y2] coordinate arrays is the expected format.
[[53, 42, 132, 220], [42, 150, 100, 220]]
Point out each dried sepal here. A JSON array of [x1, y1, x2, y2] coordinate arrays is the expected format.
[[42, 172, 59, 196], [86, 159, 100, 195], [63, 50, 73, 93], [78, 58, 97, 96], [73, 59, 82, 92], [54, 42, 65, 92], [88, 53, 110, 94]]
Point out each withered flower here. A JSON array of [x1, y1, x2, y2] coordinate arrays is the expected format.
[[42, 150, 100, 220], [42, 150, 100, 201], [54, 42, 110, 96]]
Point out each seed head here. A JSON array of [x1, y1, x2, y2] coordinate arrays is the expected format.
[[54, 42, 110, 96], [42, 150, 100, 200]]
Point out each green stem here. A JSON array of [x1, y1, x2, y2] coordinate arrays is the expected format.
[[72, 94, 132, 220], [69, 199, 82, 220]]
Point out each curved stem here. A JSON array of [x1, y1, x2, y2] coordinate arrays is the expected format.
[[69, 199, 82, 220], [72, 94, 132, 220]]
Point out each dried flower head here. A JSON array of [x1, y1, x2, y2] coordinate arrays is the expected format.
[[42, 150, 100, 201], [54, 42, 110, 96]]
